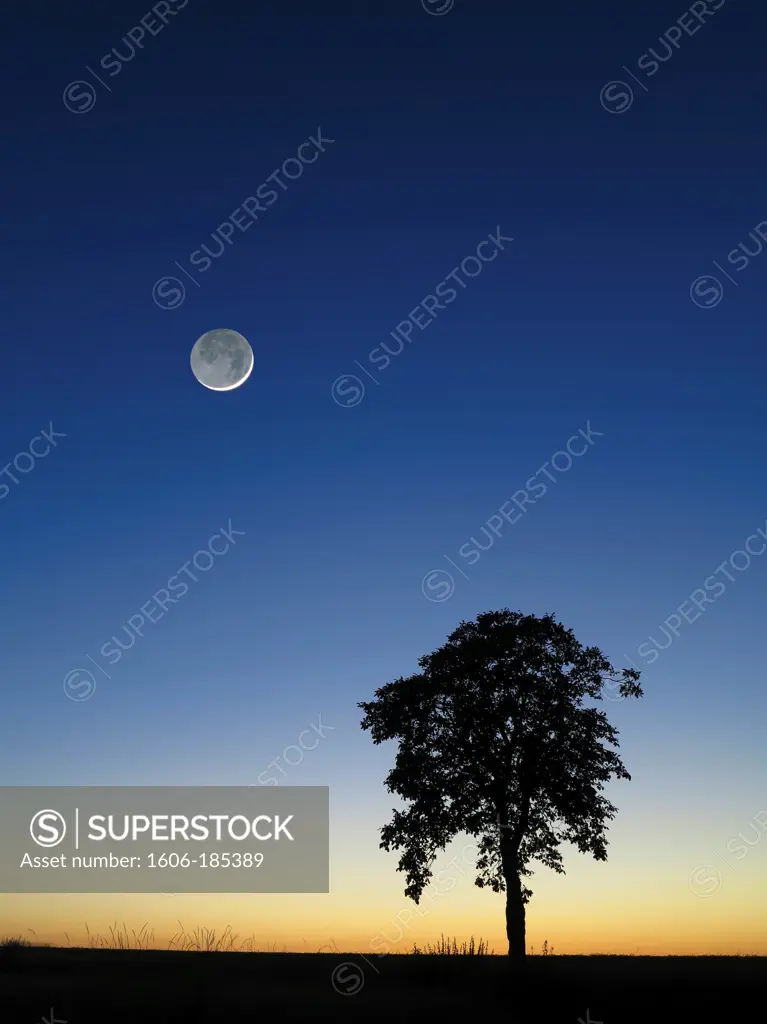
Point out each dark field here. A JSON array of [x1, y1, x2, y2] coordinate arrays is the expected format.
[[1, 945, 764, 1023]]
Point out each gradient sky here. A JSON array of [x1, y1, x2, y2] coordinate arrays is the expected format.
[[2, 0, 766, 956]]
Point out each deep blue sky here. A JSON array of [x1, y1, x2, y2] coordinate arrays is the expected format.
[[2, 0, 766, 952]]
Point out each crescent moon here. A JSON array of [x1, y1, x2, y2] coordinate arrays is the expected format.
[[190, 329, 254, 392]]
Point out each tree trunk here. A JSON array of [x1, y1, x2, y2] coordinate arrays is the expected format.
[[498, 789, 530, 967], [505, 870, 526, 964]]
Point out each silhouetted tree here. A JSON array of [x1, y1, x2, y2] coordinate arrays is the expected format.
[[359, 609, 642, 965]]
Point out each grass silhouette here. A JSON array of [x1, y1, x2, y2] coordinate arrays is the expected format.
[[0, 936, 33, 948], [1, 926, 765, 1022], [410, 933, 493, 955]]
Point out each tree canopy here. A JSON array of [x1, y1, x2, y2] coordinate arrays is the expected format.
[[359, 608, 642, 960]]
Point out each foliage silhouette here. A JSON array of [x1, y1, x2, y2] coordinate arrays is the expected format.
[[359, 608, 642, 964]]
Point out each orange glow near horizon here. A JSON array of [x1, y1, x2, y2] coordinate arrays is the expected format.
[[2, 856, 765, 957], [4, 785, 766, 958]]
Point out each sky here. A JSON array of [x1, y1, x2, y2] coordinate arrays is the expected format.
[[1, 0, 766, 956]]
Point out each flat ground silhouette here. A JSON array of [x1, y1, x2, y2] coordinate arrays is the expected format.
[[1, 944, 764, 1022]]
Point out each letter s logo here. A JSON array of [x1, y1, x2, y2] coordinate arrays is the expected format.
[[30, 809, 66, 848]]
